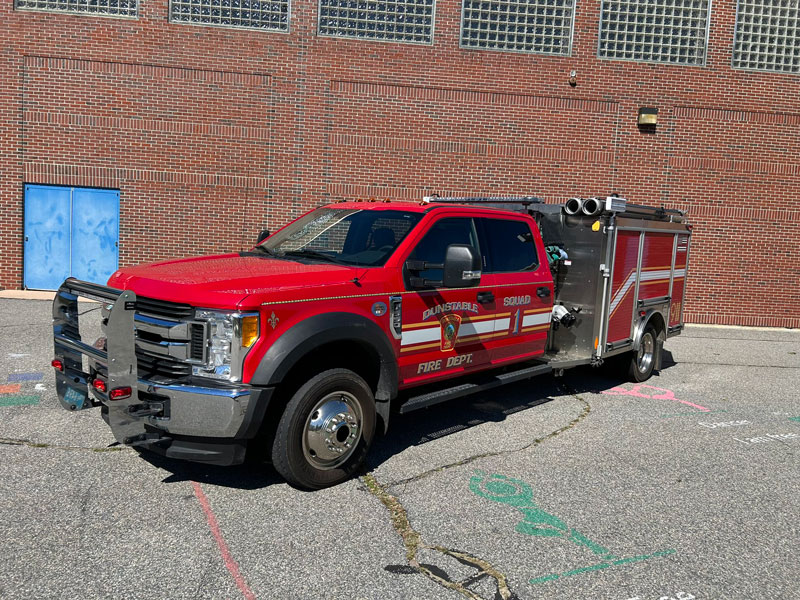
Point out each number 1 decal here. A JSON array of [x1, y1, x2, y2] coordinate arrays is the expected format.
[[511, 309, 521, 334]]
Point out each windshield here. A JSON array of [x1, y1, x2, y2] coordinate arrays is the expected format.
[[258, 208, 422, 267]]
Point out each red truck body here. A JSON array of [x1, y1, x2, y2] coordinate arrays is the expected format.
[[53, 196, 691, 488]]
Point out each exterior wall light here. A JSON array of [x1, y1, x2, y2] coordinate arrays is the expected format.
[[638, 107, 658, 126]]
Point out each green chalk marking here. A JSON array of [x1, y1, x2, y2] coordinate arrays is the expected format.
[[789, 417, 800, 423], [660, 409, 728, 418], [562, 562, 613, 576], [0, 395, 40, 407], [529, 574, 560, 584]]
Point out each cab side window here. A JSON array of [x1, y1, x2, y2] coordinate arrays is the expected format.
[[407, 217, 480, 285], [480, 218, 539, 273]]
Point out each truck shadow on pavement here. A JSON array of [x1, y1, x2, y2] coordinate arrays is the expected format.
[[138, 355, 676, 490]]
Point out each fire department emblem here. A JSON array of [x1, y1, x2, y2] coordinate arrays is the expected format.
[[440, 314, 462, 352]]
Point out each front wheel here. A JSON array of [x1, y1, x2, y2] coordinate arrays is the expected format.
[[626, 324, 658, 382], [271, 369, 376, 490]]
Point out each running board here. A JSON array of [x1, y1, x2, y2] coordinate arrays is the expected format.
[[398, 363, 553, 414]]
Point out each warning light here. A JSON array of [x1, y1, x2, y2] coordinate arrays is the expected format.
[[92, 379, 107, 393], [109, 386, 132, 401], [51, 359, 64, 372], [594, 337, 599, 350]]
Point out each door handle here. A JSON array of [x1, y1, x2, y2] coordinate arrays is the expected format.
[[536, 286, 551, 298], [477, 291, 495, 304]]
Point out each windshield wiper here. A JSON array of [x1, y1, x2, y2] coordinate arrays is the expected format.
[[281, 249, 343, 264], [253, 245, 275, 256]]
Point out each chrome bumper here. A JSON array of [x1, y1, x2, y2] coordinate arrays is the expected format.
[[52, 279, 266, 454]]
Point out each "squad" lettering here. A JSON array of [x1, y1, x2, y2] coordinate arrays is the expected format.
[[503, 295, 531, 307]]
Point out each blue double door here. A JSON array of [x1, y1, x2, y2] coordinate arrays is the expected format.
[[24, 185, 120, 290]]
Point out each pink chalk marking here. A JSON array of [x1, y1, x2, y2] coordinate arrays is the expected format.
[[602, 384, 711, 412], [192, 481, 256, 600]]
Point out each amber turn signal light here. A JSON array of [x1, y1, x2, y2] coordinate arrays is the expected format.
[[240, 315, 259, 348]]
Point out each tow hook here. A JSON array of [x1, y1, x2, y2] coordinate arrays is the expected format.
[[123, 432, 172, 446], [127, 403, 165, 418]]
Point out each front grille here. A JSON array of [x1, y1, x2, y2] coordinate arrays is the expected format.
[[135, 348, 192, 380], [135, 296, 194, 320], [190, 324, 205, 361]]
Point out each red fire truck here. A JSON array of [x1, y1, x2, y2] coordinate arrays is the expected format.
[[52, 196, 691, 488]]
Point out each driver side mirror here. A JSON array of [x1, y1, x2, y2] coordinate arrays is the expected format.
[[443, 244, 481, 287], [257, 230, 270, 244], [406, 244, 482, 288]]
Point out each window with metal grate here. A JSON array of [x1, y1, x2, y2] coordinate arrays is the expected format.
[[169, 0, 290, 32], [14, 0, 138, 17], [733, 0, 800, 73], [460, 0, 575, 55], [598, 0, 711, 65], [318, 0, 435, 44]]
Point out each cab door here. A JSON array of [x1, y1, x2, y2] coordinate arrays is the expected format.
[[397, 216, 498, 387], [476, 216, 553, 366]]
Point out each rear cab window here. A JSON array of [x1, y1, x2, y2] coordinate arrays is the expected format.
[[478, 217, 539, 273]]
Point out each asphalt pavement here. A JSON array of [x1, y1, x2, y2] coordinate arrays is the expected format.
[[0, 297, 798, 600]]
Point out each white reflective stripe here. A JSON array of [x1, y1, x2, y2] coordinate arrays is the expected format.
[[522, 312, 550, 327], [401, 315, 514, 346], [640, 269, 672, 282], [401, 327, 440, 346], [494, 318, 510, 331], [610, 268, 676, 315], [460, 319, 496, 337]]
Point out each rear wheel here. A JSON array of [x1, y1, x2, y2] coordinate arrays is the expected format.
[[627, 324, 658, 382], [271, 368, 375, 490]]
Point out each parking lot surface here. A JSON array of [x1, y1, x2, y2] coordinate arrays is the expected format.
[[0, 297, 798, 600]]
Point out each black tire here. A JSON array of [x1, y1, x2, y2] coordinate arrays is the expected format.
[[271, 368, 375, 490], [626, 324, 658, 382]]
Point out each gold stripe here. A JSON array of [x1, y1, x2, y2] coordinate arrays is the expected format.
[[457, 331, 507, 344], [402, 322, 439, 330], [521, 324, 550, 333], [260, 281, 546, 306], [523, 307, 552, 315], [400, 342, 441, 353], [641, 279, 670, 286]]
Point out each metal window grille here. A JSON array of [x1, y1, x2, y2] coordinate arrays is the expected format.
[[598, 0, 710, 65], [14, 0, 138, 17], [460, 0, 575, 55], [170, 0, 289, 31], [733, 0, 800, 73], [318, 0, 435, 44]]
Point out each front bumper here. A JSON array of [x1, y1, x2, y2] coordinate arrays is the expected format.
[[53, 278, 271, 466]]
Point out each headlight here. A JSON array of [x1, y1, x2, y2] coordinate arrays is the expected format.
[[193, 310, 259, 381]]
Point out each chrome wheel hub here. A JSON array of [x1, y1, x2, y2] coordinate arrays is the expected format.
[[303, 392, 363, 470], [637, 332, 654, 373]]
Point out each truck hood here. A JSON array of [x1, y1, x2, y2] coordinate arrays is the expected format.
[[107, 253, 363, 309]]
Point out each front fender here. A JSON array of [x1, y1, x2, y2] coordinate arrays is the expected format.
[[249, 312, 398, 404]]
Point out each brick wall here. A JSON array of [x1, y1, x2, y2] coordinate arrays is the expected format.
[[1, 0, 799, 327]]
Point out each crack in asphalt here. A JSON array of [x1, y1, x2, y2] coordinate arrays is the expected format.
[[362, 386, 592, 600], [363, 471, 515, 600], [383, 387, 592, 490], [0, 436, 128, 453]]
